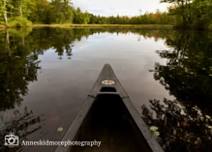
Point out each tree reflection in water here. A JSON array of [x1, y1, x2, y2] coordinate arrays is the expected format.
[[143, 31, 212, 151], [142, 99, 212, 152], [154, 31, 212, 112], [0, 28, 90, 111], [0, 28, 171, 112], [1, 28, 211, 151], [0, 107, 41, 151], [0, 28, 86, 151]]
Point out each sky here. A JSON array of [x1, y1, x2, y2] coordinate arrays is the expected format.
[[72, 0, 170, 16]]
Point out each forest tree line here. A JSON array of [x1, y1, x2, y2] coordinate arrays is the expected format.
[[162, 0, 212, 29], [0, 0, 212, 29]]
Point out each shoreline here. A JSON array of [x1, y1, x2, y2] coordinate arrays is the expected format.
[[1, 24, 211, 31], [0, 24, 173, 30], [33, 24, 173, 30]]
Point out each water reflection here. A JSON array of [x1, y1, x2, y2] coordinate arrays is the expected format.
[[0, 28, 172, 112], [154, 31, 212, 113], [0, 28, 211, 151], [142, 31, 212, 151], [0, 28, 92, 111], [142, 99, 212, 152], [0, 107, 41, 151], [0, 30, 40, 111]]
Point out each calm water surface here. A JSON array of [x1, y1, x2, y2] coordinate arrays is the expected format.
[[0, 28, 211, 151]]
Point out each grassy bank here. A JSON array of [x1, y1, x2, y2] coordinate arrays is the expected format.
[[0, 24, 173, 30], [33, 24, 173, 30], [1, 23, 212, 31]]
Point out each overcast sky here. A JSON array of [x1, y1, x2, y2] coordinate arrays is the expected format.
[[72, 0, 170, 16]]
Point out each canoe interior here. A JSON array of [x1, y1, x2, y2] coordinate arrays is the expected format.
[[70, 92, 153, 152]]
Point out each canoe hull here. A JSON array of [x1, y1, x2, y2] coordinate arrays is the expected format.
[[55, 64, 163, 152], [71, 93, 152, 152]]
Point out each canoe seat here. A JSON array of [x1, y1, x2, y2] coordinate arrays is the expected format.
[[100, 87, 116, 92]]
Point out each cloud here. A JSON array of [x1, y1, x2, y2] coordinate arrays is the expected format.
[[72, 0, 169, 16]]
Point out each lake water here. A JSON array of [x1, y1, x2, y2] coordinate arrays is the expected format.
[[0, 28, 211, 151]]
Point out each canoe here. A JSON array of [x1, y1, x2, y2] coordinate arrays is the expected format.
[[55, 64, 163, 152]]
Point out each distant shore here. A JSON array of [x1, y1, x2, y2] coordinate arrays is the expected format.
[[33, 24, 173, 29], [1, 24, 212, 31], [0, 24, 173, 30]]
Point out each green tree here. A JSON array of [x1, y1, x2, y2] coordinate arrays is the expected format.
[[161, 0, 193, 27], [73, 8, 91, 24], [162, 0, 212, 29], [191, 0, 212, 29], [0, 0, 9, 24], [48, 0, 74, 23]]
